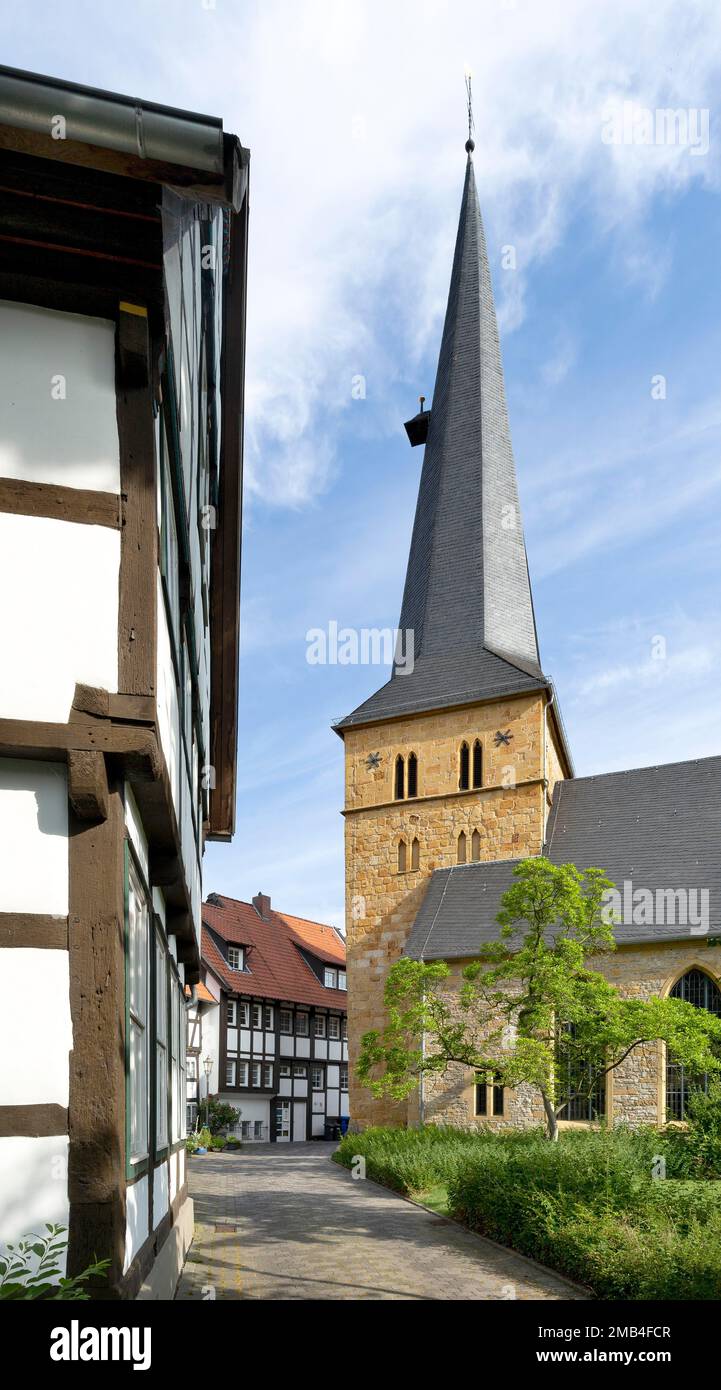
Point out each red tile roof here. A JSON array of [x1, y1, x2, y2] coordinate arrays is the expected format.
[[201, 894, 347, 1011]]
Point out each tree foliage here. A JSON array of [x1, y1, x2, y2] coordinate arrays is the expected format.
[[356, 859, 721, 1139]]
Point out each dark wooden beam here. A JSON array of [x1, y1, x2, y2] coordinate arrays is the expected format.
[[0, 476, 122, 528], [0, 1104, 68, 1137], [0, 914, 68, 948], [68, 749, 109, 822], [116, 303, 157, 697]]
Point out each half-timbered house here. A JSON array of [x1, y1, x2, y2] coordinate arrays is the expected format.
[[0, 66, 247, 1298], [189, 893, 349, 1142]]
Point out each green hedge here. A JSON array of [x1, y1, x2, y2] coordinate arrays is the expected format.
[[334, 1125, 721, 1299]]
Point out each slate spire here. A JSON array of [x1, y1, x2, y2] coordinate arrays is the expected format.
[[336, 151, 547, 731]]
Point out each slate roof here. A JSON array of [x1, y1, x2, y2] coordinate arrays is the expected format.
[[405, 755, 721, 959], [201, 894, 347, 1010], [336, 154, 547, 733]]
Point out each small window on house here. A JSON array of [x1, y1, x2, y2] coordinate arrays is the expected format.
[[241, 1120, 250, 1139], [342, 1018, 348, 1039], [394, 754, 405, 800], [226, 1001, 236, 1026], [238, 1061, 249, 1087], [398, 839, 407, 873], [475, 1072, 504, 1117], [253, 1120, 263, 1140], [324, 967, 338, 988], [238, 1001, 250, 1027], [340, 1064, 349, 1089], [252, 1003, 262, 1029], [407, 752, 418, 798], [251, 1062, 261, 1087], [311, 1065, 324, 1090], [459, 742, 470, 790], [328, 1016, 340, 1040], [338, 971, 347, 991], [457, 831, 467, 864], [411, 837, 420, 871], [314, 1015, 327, 1038], [227, 946, 243, 970], [294, 1064, 307, 1078], [472, 739, 482, 788], [279, 1009, 293, 1034], [296, 1014, 309, 1036], [471, 828, 481, 862], [263, 1005, 274, 1029], [262, 1063, 273, 1087], [279, 1063, 291, 1078], [226, 1060, 236, 1086]]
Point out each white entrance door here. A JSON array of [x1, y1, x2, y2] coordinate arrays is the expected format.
[[292, 1101, 306, 1142], [275, 1099, 291, 1142]]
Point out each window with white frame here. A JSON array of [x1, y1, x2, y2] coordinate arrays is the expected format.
[[238, 1061, 249, 1087], [296, 1013, 308, 1036], [228, 946, 243, 970], [279, 1063, 291, 1077], [226, 1059, 236, 1086], [314, 1014, 326, 1038], [227, 1000, 236, 1026], [338, 971, 347, 991], [241, 1120, 250, 1139], [253, 1120, 263, 1139], [170, 973, 185, 1144], [262, 1063, 273, 1087], [324, 967, 337, 989], [155, 931, 168, 1152], [186, 1056, 197, 1082], [340, 1064, 348, 1089], [279, 1009, 292, 1034], [251, 1062, 261, 1087], [252, 1003, 262, 1029], [238, 1001, 249, 1026], [342, 1017, 348, 1040], [294, 1064, 307, 1078], [128, 858, 150, 1163], [311, 1064, 324, 1090], [263, 1004, 274, 1029], [328, 1016, 340, 1040]]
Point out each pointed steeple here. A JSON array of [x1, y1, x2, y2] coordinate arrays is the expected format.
[[336, 151, 547, 731]]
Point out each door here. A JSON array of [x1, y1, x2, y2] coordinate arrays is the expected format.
[[292, 1100, 307, 1142], [275, 1099, 291, 1142]]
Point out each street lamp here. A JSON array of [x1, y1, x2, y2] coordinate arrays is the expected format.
[[203, 1054, 213, 1130]]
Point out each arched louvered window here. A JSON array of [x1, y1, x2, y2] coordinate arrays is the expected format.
[[407, 752, 418, 798], [471, 828, 481, 862], [411, 837, 420, 871], [397, 839, 407, 873], [459, 742, 470, 791], [472, 739, 482, 788], [666, 969, 721, 1121], [394, 754, 405, 801], [457, 831, 467, 864]]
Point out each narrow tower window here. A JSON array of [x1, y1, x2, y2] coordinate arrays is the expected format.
[[457, 831, 467, 864], [459, 742, 470, 790], [411, 837, 420, 871], [407, 752, 418, 798], [471, 828, 481, 862], [398, 839, 407, 873], [472, 739, 482, 788], [394, 754, 405, 800]]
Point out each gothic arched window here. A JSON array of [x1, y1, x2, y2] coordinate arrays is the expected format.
[[666, 969, 721, 1121], [411, 837, 420, 871], [471, 828, 481, 862], [457, 831, 467, 864], [459, 742, 470, 791], [397, 839, 407, 873], [394, 754, 405, 801], [407, 752, 418, 798], [472, 739, 483, 788]]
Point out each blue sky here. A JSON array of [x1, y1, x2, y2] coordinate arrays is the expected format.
[[4, 0, 720, 929]]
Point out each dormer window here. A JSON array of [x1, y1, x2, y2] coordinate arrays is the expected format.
[[227, 945, 244, 971], [324, 967, 338, 989], [338, 971, 347, 990]]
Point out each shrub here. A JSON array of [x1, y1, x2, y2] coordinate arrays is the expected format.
[[0, 1226, 109, 1300], [203, 1098, 241, 1137]]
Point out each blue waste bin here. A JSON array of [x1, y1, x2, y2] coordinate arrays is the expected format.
[[340, 1116, 350, 1136]]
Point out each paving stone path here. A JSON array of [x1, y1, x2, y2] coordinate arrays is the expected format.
[[175, 1143, 589, 1301]]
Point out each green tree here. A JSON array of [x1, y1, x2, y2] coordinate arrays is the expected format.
[[204, 1096, 241, 1136], [357, 859, 721, 1140]]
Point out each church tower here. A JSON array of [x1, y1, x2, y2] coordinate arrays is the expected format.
[[334, 143, 573, 1128]]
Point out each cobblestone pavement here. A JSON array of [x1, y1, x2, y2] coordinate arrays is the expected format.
[[175, 1144, 589, 1301]]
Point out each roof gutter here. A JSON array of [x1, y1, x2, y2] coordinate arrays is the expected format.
[[0, 65, 225, 172]]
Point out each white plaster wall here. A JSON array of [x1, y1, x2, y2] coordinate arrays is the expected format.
[[179, 1147, 185, 1188], [0, 299, 120, 493], [169, 1151, 179, 1204], [0, 1136, 69, 1265], [201, 1002, 220, 1094], [0, 950, 71, 1105], [0, 759, 68, 913], [124, 1176, 149, 1274], [0, 513, 119, 721], [153, 1161, 169, 1227]]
